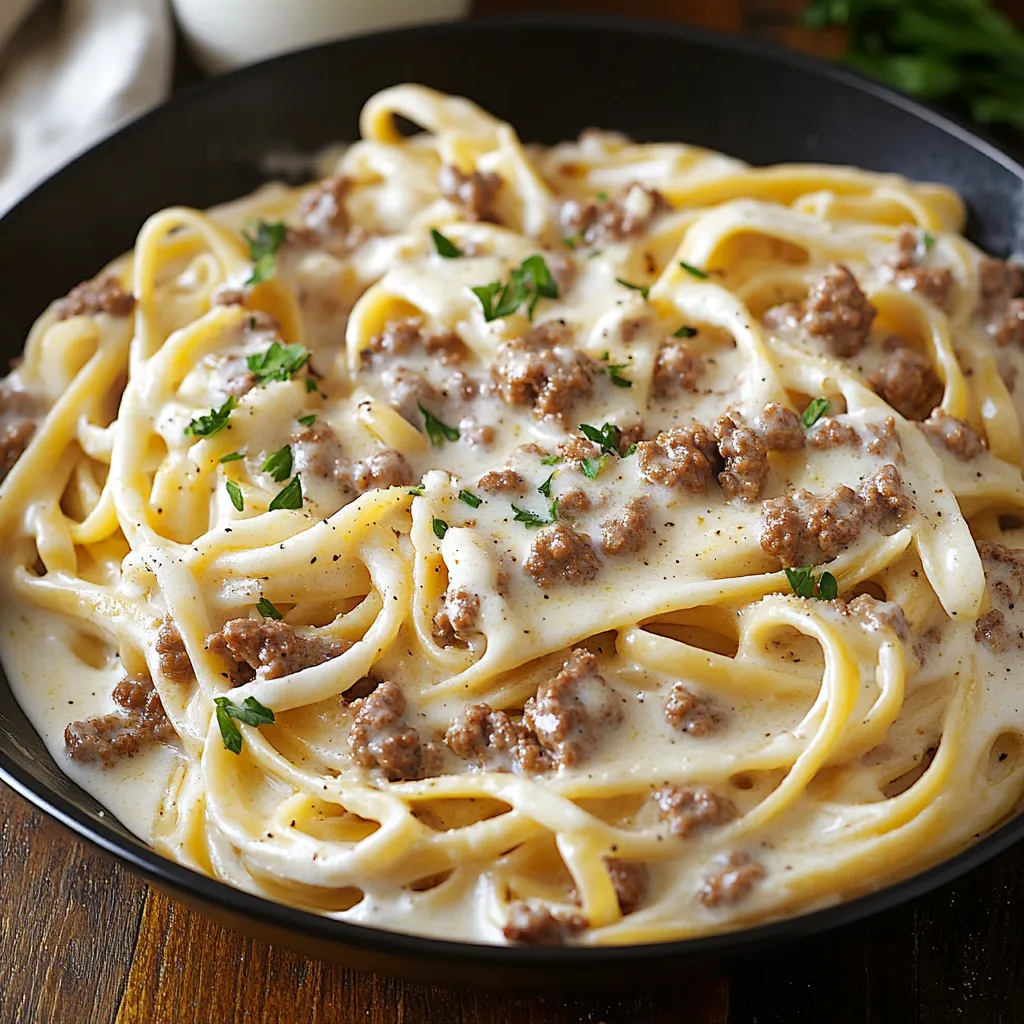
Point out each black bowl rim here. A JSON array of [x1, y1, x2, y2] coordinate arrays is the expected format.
[[3, 12, 1024, 969]]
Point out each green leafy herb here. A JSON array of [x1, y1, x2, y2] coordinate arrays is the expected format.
[[579, 422, 623, 457], [922, 231, 937, 252], [261, 445, 293, 483], [540, 453, 562, 466], [784, 565, 839, 601], [246, 342, 311, 387], [596, 191, 609, 201], [511, 498, 559, 528], [407, 485, 425, 496], [623, 443, 638, 457], [219, 450, 244, 463], [600, 351, 633, 389], [304, 377, 319, 393], [615, 277, 649, 301], [673, 324, 698, 338], [430, 228, 463, 258], [471, 254, 559, 322], [256, 596, 283, 620], [538, 472, 555, 498], [432, 517, 449, 540], [419, 403, 460, 446], [214, 695, 276, 755], [268, 475, 303, 511], [458, 489, 482, 508], [801, 397, 832, 429], [243, 220, 287, 285], [580, 456, 606, 480], [297, 414, 316, 427], [679, 261, 709, 279], [185, 396, 236, 438], [585, 250, 603, 260], [225, 479, 244, 511]]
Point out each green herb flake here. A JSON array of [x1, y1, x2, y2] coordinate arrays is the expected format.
[[458, 489, 482, 508], [578, 422, 623, 457], [580, 456, 607, 480], [432, 517, 449, 540], [430, 228, 463, 258], [679, 261, 709, 279], [511, 498, 559, 528], [471, 254, 559, 322], [225, 479, 244, 511], [600, 351, 633, 389], [246, 342, 311, 387], [538, 472, 555, 498], [242, 220, 287, 285], [219, 450, 244, 463], [268, 475, 303, 511], [419, 403, 460, 446], [304, 377, 319, 393], [817, 571, 839, 601], [215, 705, 242, 754], [784, 565, 838, 601], [261, 445, 293, 483], [922, 231, 936, 252], [407, 485, 425, 496], [673, 324, 698, 338], [801, 397, 832, 429], [215, 695, 275, 755], [256, 596, 283, 620], [297, 414, 316, 427], [596, 191, 609, 201], [185, 396, 236, 438], [540, 453, 562, 466], [615, 277, 649, 301]]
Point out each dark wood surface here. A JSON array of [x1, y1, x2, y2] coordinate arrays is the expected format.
[[7, 1, 1024, 1021]]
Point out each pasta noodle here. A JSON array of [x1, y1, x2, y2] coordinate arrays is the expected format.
[[2, 84, 1024, 947]]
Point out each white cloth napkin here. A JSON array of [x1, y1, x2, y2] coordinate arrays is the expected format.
[[0, 0, 173, 214]]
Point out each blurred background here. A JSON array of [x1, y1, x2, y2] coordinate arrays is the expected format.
[[3, 0, 1024, 214]]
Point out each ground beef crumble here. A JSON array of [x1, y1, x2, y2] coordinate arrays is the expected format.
[[801, 264, 876, 357], [352, 448, 413, 491], [606, 858, 648, 915], [600, 496, 651, 555], [868, 346, 943, 421], [56, 274, 135, 320], [439, 164, 503, 222], [207, 618, 351, 681], [362, 318, 467, 366], [523, 522, 601, 588], [882, 227, 954, 310], [502, 902, 587, 945], [347, 680, 441, 781], [974, 542, 1024, 653], [663, 683, 722, 735], [444, 703, 548, 772], [697, 852, 765, 907], [156, 619, 193, 681], [0, 382, 38, 480], [652, 339, 703, 396], [753, 403, 804, 451], [559, 183, 671, 246], [714, 415, 768, 503], [919, 409, 985, 460], [477, 468, 527, 494], [654, 784, 737, 838], [432, 587, 480, 648], [636, 424, 720, 492]]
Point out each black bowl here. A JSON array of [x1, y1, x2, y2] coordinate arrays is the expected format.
[[2, 15, 1023, 991]]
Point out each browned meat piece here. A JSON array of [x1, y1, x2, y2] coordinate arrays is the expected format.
[[974, 542, 1024, 653], [883, 227, 953, 309], [801, 264, 876, 357], [0, 420, 34, 480], [714, 415, 769, 503], [362, 318, 468, 366], [869, 347, 942, 421], [381, 366, 440, 424], [606, 859, 648, 916], [298, 174, 350, 236], [599, 497, 651, 555], [56, 274, 135, 320], [502, 902, 587, 945], [352, 448, 413, 491], [654, 784, 737, 838], [761, 301, 801, 332], [207, 618, 351, 681], [663, 683, 721, 735], [860, 463, 913, 524], [919, 409, 985, 460], [978, 257, 1024, 322], [424, 329, 468, 365], [558, 488, 591, 515], [636, 424, 719, 492], [545, 250, 578, 297], [521, 649, 623, 768], [753, 403, 804, 451], [620, 315, 650, 343], [558, 433, 601, 463], [975, 609, 1015, 653], [834, 593, 908, 638], [0, 383, 39, 481], [290, 424, 356, 497], [559, 184, 671, 246], [439, 164, 503, 222], [619, 422, 645, 449], [996, 299, 1024, 348], [652, 340, 703, 396], [64, 675, 176, 766], [477, 469, 526, 493], [432, 587, 480, 648], [523, 523, 602, 588], [806, 417, 860, 449], [697, 852, 765, 907], [155, 619, 193, 681], [444, 703, 548, 772], [347, 680, 440, 782], [491, 321, 595, 422]]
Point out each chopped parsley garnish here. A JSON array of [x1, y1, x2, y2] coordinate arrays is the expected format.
[[581, 456, 606, 479], [242, 220, 287, 286], [673, 324, 698, 338], [540, 453, 562, 466], [596, 191, 609, 201], [215, 695, 276, 755], [458, 489, 482, 508], [538, 473, 555, 498], [219, 450, 244, 463], [471, 254, 559, 322], [801, 397, 831, 429], [430, 228, 463, 258], [579, 422, 623, 457], [261, 445, 293, 483], [600, 351, 633, 389], [922, 231, 936, 252], [511, 498, 559, 528], [615, 277, 649, 301], [246, 342, 310, 387], [784, 566, 838, 601], [225, 479, 244, 511], [185, 396, 236, 438], [256, 596, 283, 620], [297, 414, 316, 427], [585, 250, 603, 260], [432, 517, 449, 540], [679, 261, 709, 279], [419, 403, 460, 446], [268, 475, 303, 511], [304, 377, 319, 393], [407, 485, 425, 496]]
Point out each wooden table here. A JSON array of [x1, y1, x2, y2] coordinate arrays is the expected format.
[[7, 2, 1024, 1021]]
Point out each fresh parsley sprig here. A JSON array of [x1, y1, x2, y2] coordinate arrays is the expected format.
[[581, 456, 607, 480], [511, 498, 559, 528], [431, 228, 463, 258], [579, 422, 631, 457], [784, 566, 839, 601], [215, 695, 276, 755], [600, 351, 633, 389], [615, 278, 650, 300], [458, 489, 482, 508], [801, 397, 831, 429], [243, 221, 287, 286], [261, 445, 293, 483], [432, 517, 449, 540], [256, 596, 283, 620], [679, 261, 709, 279], [247, 342, 310, 387], [472, 254, 559, 322], [419, 403, 460, 446], [268, 475, 303, 511], [225, 479, 244, 511], [185, 396, 236, 438], [673, 324, 698, 338]]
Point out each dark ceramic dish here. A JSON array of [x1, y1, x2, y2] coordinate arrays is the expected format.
[[2, 15, 1023, 992]]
